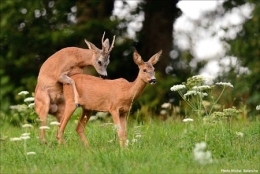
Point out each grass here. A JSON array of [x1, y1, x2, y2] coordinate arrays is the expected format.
[[0, 116, 259, 174]]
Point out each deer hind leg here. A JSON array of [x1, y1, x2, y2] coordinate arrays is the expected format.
[[56, 97, 77, 145], [76, 108, 92, 147], [59, 72, 80, 107], [34, 90, 50, 144]]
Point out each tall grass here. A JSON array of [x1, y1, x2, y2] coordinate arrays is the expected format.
[[0, 117, 259, 174]]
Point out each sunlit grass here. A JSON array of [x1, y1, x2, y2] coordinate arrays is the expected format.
[[1, 118, 259, 174]]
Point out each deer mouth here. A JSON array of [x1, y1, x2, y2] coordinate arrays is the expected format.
[[99, 74, 107, 79], [149, 79, 156, 84]]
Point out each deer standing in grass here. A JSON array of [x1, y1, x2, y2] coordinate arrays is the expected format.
[[57, 50, 162, 147], [35, 33, 115, 143]]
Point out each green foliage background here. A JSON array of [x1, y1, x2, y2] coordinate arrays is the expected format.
[[0, 0, 259, 118]]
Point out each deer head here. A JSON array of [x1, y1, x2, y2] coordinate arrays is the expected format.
[[133, 50, 162, 84], [84, 32, 116, 78]]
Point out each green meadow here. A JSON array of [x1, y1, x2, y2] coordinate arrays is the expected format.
[[1, 76, 260, 174], [1, 115, 259, 174]]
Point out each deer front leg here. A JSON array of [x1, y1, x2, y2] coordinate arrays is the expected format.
[[119, 114, 127, 147], [111, 110, 127, 147], [59, 72, 80, 107], [76, 109, 92, 147]]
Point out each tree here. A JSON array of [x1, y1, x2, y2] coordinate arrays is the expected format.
[[221, 0, 260, 117]]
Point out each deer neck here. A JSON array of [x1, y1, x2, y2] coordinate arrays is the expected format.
[[76, 49, 94, 67], [129, 73, 147, 101]]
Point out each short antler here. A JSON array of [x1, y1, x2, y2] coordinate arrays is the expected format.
[[101, 32, 106, 52], [101, 32, 116, 53], [108, 35, 116, 53]]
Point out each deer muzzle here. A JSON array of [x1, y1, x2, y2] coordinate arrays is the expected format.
[[149, 79, 156, 84], [99, 74, 107, 79]]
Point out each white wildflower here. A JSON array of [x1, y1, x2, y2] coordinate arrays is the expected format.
[[21, 133, 30, 136], [28, 103, 35, 108], [184, 90, 197, 97], [216, 82, 233, 88], [193, 141, 213, 165], [132, 138, 138, 143], [26, 152, 36, 155], [125, 139, 129, 147], [22, 124, 33, 128], [20, 136, 30, 140], [192, 75, 205, 79], [10, 105, 27, 112], [89, 116, 97, 122], [183, 118, 194, 122], [236, 131, 244, 137], [50, 121, 60, 126], [18, 91, 29, 96], [113, 124, 121, 131], [256, 105, 260, 111], [10, 137, 22, 141], [161, 102, 171, 109], [135, 133, 142, 138], [170, 84, 186, 91], [160, 110, 167, 115], [96, 112, 108, 119], [184, 90, 207, 98], [192, 85, 211, 90], [24, 97, 35, 102], [39, 126, 50, 130]]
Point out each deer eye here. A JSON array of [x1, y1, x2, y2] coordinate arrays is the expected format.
[[98, 60, 102, 66], [143, 69, 147, 72]]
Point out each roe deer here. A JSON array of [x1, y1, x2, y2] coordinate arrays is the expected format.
[[35, 33, 115, 143], [57, 50, 162, 147]]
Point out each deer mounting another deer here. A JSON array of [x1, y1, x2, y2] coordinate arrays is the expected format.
[[57, 50, 162, 147], [35, 32, 115, 143]]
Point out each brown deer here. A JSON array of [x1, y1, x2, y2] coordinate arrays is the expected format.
[[35, 33, 115, 143], [57, 50, 162, 147]]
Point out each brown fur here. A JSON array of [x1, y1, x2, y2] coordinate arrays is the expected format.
[[57, 50, 162, 147], [35, 34, 115, 143]]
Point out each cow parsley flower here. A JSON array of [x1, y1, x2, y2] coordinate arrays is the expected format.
[[18, 91, 29, 96], [192, 85, 211, 90], [50, 121, 60, 126], [39, 126, 50, 130], [215, 82, 233, 88], [170, 84, 186, 91], [28, 103, 35, 108], [24, 97, 35, 102], [161, 102, 171, 109], [256, 105, 260, 111], [236, 131, 244, 137], [183, 118, 194, 122], [10, 137, 22, 141], [193, 141, 213, 165], [22, 124, 33, 128], [27, 152, 36, 155]]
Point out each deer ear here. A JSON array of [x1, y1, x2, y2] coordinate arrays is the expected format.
[[133, 51, 144, 65], [85, 39, 99, 51], [148, 50, 162, 65], [102, 39, 110, 52]]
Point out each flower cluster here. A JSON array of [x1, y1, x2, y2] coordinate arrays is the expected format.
[[170, 84, 186, 91], [193, 142, 213, 165], [216, 82, 233, 88]]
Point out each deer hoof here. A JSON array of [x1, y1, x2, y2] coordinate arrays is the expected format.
[[75, 103, 81, 107]]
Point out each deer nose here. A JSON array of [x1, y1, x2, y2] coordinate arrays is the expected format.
[[149, 79, 156, 84], [99, 74, 107, 79]]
